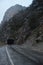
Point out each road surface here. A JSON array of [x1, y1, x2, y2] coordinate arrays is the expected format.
[[0, 45, 43, 65]]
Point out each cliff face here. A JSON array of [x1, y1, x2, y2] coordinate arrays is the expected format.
[[0, 0, 43, 45], [3, 4, 26, 22]]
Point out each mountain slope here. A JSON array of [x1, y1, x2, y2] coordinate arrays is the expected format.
[[0, 0, 43, 45], [3, 4, 26, 21]]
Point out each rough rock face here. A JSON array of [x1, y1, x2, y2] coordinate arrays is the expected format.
[[3, 4, 26, 21], [0, 0, 43, 45]]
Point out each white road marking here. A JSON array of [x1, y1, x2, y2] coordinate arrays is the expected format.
[[6, 46, 14, 65]]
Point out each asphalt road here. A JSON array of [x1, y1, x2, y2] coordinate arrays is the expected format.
[[0, 45, 43, 65]]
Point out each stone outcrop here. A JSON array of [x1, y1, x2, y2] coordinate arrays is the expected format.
[[3, 4, 26, 22], [0, 0, 43, 45]]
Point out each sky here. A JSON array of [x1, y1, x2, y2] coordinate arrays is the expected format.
[[0, 0, 33, 23]]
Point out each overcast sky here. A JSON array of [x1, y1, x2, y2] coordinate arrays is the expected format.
[[0, 0, 33, 23]]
